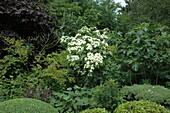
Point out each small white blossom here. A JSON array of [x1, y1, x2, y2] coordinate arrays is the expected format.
[[88, 38, 93, 42], [68, 55, 80, 61], [86, 44, 93, 50], [83, 35, 90, 39], [92, 41, 100, 48], [75, 33, 81, 37], [101, 34, 108, 39]]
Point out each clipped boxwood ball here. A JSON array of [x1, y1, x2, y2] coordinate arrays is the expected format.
[[0, 98, 58, 113], [114, 100, 170, 113], [80, 108, 109, 113]]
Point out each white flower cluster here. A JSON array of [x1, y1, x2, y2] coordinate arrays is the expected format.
[[67, 55, 80, 62], [60, 26, 109, 76], [84, 53, 104, 73]]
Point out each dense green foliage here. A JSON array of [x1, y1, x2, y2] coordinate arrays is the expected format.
[[46, 1, 83, 36], [0, 0, 170, 112], [0, 37, 73, 101], [120, 23, 170, 85], [46, 0, 119, 37], [0, 98, 58, 113], [119, 0, 170, 31], [121, 84, 170, 109], [99, 23, 170, 86], [80, 108, 109, 113], [50, 80, 124, 112], [90, 80, 124, 111], [105, 23, 170, 85], [114, 100, 170, 113], [50, 85, 91, 113], [42, 50, 74, 91]]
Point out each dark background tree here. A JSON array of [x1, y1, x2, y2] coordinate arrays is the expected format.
[[0, 0, 52, 37]]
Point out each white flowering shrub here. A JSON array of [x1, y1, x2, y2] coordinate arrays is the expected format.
[[60, 26, 109, 76]]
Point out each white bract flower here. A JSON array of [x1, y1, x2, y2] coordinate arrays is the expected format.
[[86, 44, 93, 50], [83, 35, 90, 39], [75, 33, 81, 37], [101, 34, 108, 39], [92, 41, 100, 48], [67, 55, 80, 61], [60, 26, 110, 76]]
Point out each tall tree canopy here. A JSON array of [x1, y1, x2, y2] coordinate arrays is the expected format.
[[119, 0, 170, 31]]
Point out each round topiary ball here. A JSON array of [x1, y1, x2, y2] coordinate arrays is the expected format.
[[0, 98, 58, 113], [114, 100, 170, 113], [80, 108, 109, 113]]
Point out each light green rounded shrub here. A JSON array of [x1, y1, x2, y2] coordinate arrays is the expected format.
[[0, 98, 58, 113], [121, 84, 170, 108], [114, 100, 170, 113], [80, 108, 109, 113]]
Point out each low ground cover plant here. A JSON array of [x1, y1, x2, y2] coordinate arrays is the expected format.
[[50, 85, 92, 113]]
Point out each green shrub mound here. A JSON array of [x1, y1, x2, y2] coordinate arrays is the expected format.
[[114, 100, 170, 113], [0, 98, 58, 113], [90, 80, 124, 111], [121, 84, 170, 107], [80, 108, 109, 113]]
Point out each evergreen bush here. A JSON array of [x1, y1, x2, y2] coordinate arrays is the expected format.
[[121, 84, 170, 108], [0, 98, 58, 113], [114, 100, 170, 113]]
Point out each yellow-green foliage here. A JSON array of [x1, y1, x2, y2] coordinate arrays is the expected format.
[[0, 37, 74, 101], [3, 37, 32, 61], [43, 51, 74, 90], [0, 37, 44, 101], [0, 37, 32, 77], [114, 100, 170, 113]]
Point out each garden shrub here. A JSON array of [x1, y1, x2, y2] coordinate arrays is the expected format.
[[117, 23, 170, 85], [80, 108, 109, 113], [121, 84, 170, 109], [0, 98, 58, 113], [60, 26, 109, 76], [0, 37, 34, 101], [90, 79, 124, 112], [50, 85, 91, 113], [42, 50, 75, 91], [0, 63, 50, 102], [0, 37, 49, 101], [60, 26, 112, 87], [0, 37, 72, 102], [114, 100, 170, 113], [102, 31, 131, 85]]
